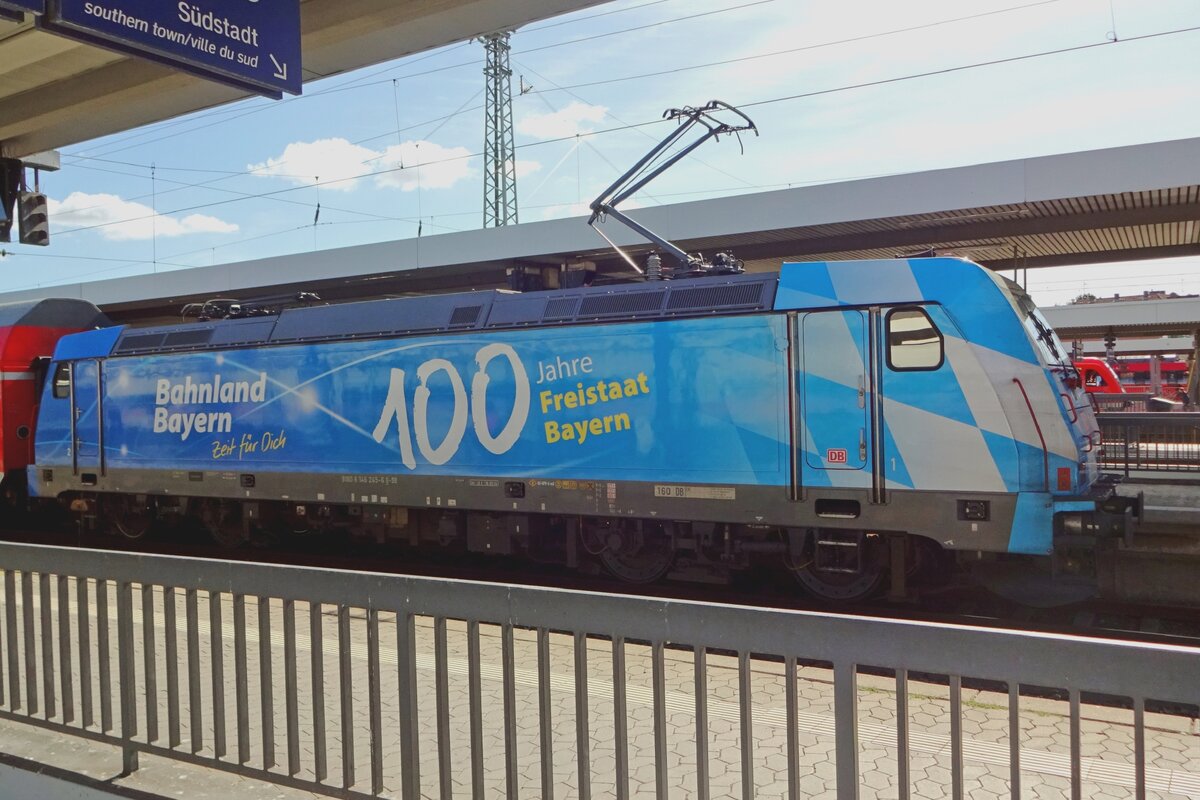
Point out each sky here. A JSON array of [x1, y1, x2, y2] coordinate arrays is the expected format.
[[2, 0, 1199, 308]]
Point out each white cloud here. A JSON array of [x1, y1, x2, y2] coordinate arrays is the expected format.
[[374, 140, 475, 191], [517, 102, 607, 140], [540, 202, 593, 220], [48, 192, 238, 241], [514, 159, 541, 179], [249, 137, 475, 192], [247, 137, 377, 192]]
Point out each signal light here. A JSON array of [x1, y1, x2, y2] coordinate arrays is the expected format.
[[18, 191, 49, 246]]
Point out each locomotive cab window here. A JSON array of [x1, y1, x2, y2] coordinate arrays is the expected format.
[[886, 308, 943, 371], [51, 363, 71, 399]]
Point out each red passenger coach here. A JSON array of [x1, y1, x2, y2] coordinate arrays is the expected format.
[[0, 299, 108, 492]]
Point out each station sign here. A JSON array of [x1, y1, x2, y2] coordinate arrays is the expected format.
[[0, 0, 44, 16], [38, 0, 301, 98]]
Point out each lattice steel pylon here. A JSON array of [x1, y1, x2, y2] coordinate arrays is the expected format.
[[481, 31, 518, 227]]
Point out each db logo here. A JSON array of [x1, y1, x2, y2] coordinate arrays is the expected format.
[[826, 448, 848, 463]]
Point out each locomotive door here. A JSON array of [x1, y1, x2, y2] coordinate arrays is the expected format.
[[801, 310, 871, 474], [71, 359, 102, 474]]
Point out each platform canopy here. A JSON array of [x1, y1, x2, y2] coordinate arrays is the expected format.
[[1042, 297, 1200, 339], [0, 136, 1198, 325], [0, 0, 603, 159]]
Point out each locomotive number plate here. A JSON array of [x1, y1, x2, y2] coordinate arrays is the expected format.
[[653, 485, 736, 501]]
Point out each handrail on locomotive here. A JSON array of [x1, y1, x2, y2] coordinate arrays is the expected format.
[[588, 100, 757, 280]]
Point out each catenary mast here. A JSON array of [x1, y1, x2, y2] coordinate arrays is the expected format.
[[481, 31, 518, 227]]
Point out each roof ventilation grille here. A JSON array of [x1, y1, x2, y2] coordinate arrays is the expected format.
[[162, 329, 214, 348], [543, 297, 579, 320], [578, 290, 666, 317], [666, 282, 765, 311], [115, 332, 167, 353], [449, 305, 483, 327]]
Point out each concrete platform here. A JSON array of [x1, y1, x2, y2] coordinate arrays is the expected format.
[[1127, 482, 1200, 537], [0, 582, 1197, 799]]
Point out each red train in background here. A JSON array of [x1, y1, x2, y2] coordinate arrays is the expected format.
[[0, 299, 108, 506]]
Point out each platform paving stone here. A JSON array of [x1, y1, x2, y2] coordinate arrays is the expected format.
[[0, 573, 1196, 798]]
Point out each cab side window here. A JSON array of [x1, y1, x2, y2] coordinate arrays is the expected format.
[[51, 363, 71, 399], [887, 307, 943, 371]]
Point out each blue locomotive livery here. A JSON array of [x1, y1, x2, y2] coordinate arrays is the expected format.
[[37, 316, 788, 484], [26, 256, 1128, 600]]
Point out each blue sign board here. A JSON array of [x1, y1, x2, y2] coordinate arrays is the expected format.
[[0, 0, 44, 16], [39, 0, 300, 97]]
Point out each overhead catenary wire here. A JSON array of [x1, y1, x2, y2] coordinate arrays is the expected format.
[[76, 0, 1052, 167], [38, 22, 1200, 241], [513, 58, 760, 194], [60, 0, 1074, 186], [66, 0, 769, 160], [2, 213, 472, 292], [69, 41, 476, 158], [72, 0, 692, 157], [62, 161, 422, 225], [521, 0, 676, 33], [56, 98, 489, 220]]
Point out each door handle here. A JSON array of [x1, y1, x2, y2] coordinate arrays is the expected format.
[[858, 375, 865, 408], [859, 428, 867, 461]]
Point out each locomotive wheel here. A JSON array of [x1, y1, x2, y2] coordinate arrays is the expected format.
[[793, 530, 887, 602], [107, 496, 155, 540], [198, 500, 246, 548], [794, 565, 886, 602], [597, 520, 675, 584]]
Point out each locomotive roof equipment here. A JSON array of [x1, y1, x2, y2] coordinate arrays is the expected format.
[[180, 291, 323, 321], [588, 100, 757, 281]]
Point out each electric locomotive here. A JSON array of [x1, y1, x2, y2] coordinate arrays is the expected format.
[[21, 253, 1130, 600], [8, 102, 1137, 602]]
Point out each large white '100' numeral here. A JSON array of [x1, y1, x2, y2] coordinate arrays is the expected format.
[[371, 343, 530, 469], [413, 359, 467, 465], [472, 343, 529, 454]]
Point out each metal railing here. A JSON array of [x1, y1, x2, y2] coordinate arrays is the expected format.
[[1097, 412, 1200, 476], [0, 540, 1198, 800], [1093, 393, 1156, 413], [1093, 393, 1194, 414]]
